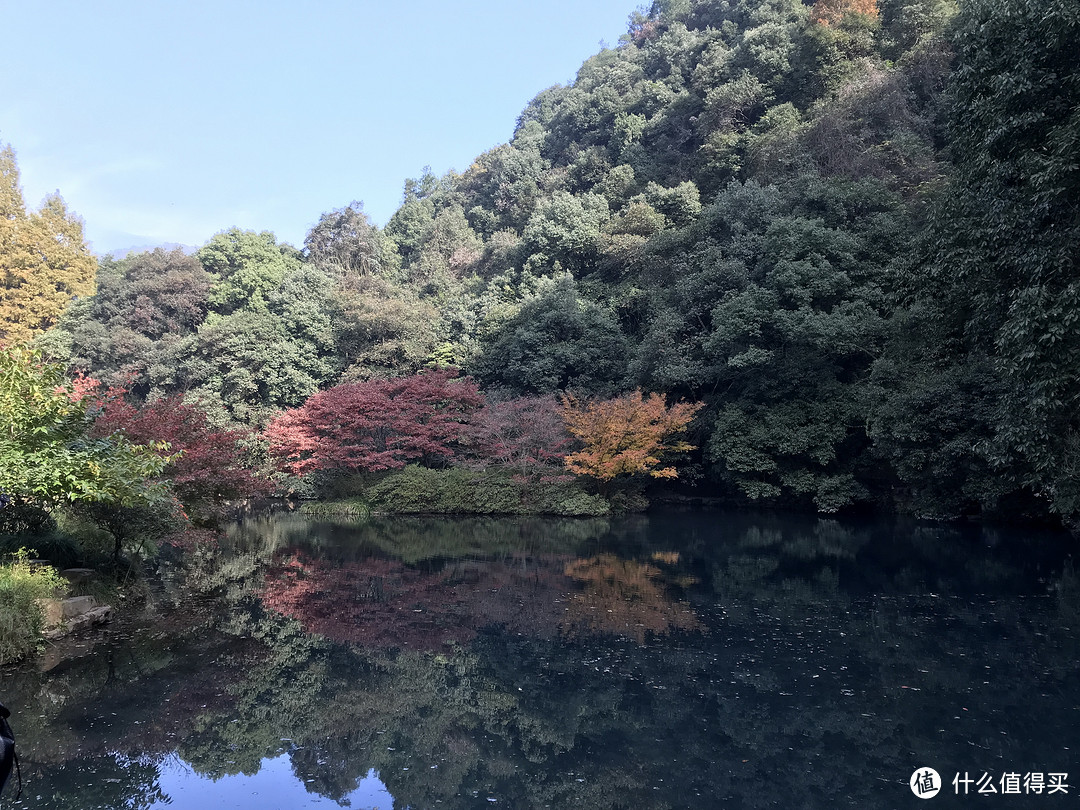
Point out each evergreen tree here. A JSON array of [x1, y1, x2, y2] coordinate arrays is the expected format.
[[0, 144, 96, 345]]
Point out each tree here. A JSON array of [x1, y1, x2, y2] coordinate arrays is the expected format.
[[895, 0, 1080, 521], [468, 395, 572, 477], [520, 191, 610, 275], [630, 180, 900, 512], [953, 0, 1080, 519], [46, 248, 214, 397], [0, 143, 96, 345], [810, 0, 879, 26], [408, 205, 483, 285], [265, 369, 484, 475], [304, 201, 396, 280], [93, 393, 271, 523], [472, 274, 629, 396], [151, 307, 337, 427], [702, 209, 889, 512], [198, 228, 300, 316], [331, 276, 441, 382], [561, 389, 702, 483], [92, 248, 212, 340], [0, 347, 170, 517]]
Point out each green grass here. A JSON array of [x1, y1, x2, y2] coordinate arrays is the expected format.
[[0, 549, 69, 665]]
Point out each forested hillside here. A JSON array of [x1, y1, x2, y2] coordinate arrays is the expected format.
[[8, 0, 1079, 525]]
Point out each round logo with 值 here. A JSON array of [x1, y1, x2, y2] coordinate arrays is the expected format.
[[910, 767, 941, 799]]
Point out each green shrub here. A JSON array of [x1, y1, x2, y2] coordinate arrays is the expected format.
[[0, 549, 69, 664], [299, 499, 372, 517], [52, 509, 118, 564], [0, 531, 82, 569], [536, 486, 614, 516], [366, 466, 609, 516]]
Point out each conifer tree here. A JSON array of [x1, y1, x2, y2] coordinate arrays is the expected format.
[[0, 143, 96, 345]]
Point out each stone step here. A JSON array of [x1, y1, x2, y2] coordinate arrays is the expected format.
[[39, 596, 114, 639], [61, 595, 97, 618], [45, 606, 114, 639]]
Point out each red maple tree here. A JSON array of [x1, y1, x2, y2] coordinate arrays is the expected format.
[[94, 393, 271, 520], [265, 368, 484, 475]]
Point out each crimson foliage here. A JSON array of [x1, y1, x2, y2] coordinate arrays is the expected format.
[[265, 369, 483, 475], [94, 393, 271, 520], [469, 395, 572, 477]]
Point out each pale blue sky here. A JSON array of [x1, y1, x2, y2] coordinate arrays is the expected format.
[[1, 0, 639, 255]]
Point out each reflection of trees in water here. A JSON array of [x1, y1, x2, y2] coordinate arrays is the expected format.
[[2, 615, 267, 809], [15, 753, 170, 810], [7, 511, 1079, 810], [258, 548, 704, 649], [562, 554, 702, 643], [354, 515, 612, 564], [690, 515, 1080, 809], [162, 600, 721, 810], [224, 512, 613, 565]]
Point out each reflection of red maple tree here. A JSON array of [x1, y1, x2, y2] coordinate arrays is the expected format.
[[260, 553, 576, 650], [260, 550, 704, 649], [261, 554, 477, 649]]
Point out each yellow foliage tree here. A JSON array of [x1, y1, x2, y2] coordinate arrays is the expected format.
[[810, 0, 879, 25], [0, 143, 96, 345], [560, 389, 703, 482]]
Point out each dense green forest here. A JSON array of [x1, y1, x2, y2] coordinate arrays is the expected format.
[[3, 0, 1079, 529]]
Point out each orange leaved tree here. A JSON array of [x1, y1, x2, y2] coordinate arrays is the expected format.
[[560, 390, 703, 489], [810, 0, 879, 26]]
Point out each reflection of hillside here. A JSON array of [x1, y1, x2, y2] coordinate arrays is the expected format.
[[5, 616, 267, 797], [8, 510, 1078, 810], [357, 515, 610, 564], [704, 512, 1072, 615], [562, 554, 703, 643]]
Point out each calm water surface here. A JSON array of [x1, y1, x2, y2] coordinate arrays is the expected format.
[[2, 509, 1078, 809]]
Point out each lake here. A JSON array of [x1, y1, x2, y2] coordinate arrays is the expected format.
[[2, 509, 1077, 809]]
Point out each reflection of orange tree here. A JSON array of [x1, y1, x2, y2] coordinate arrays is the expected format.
[[562, 554, 703, 643]]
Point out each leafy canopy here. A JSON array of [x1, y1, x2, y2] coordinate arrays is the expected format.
[[561, 389, 702, 481], [0, 347, 171, 510], [0, 144, 96, 345], [93, 392, 272, 523], [266, 369, 484, 475]]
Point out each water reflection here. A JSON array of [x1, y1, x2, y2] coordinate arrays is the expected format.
[[3, 510, 1077, 809], [563, 554, 702, 643], [258, 549, 700, 649]]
